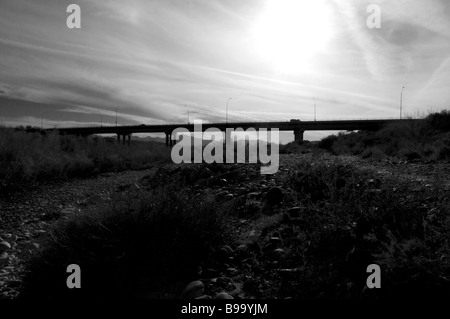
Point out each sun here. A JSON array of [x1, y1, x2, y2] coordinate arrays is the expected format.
[[252, 0, 333, 73]]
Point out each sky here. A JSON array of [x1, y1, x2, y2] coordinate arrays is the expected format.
[[0, 0, 449, 142]]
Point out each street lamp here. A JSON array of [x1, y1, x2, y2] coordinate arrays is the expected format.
[[226, 98, 232, 123], [185, 104, 190, 124], [115, 108, 120, 126], [41, 111, 49, 129], [98, 111, 103, 127], [313, 97, 316, 121], [400, 86, 405, 119]]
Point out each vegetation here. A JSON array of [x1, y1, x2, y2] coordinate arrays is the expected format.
[[20, 176, 230, 299], [0, 126, 171, 192], [249, 158, 450, 299], [13, 110, 450, 299], [315, 110, 450, 161]]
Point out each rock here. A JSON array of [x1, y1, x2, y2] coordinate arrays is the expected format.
[[216, 245, 234, 260], [262, 243, 275, 253], [216, 277, 234, 288], [247, 192, 262, 199], [60, 206, 77, 217], [32, 243, 40, 249], [270, 237, 282, 246], [225, 194, 234, 200], [335, 177, 346, 189], [181, 280, 205, 299], [226, 268, 239, 276], [285, 207, 303, 218], [0, 252, 9, 268], [215, 292, 234, 299], [203, 268, 218, 278], [248, 242, 262, 255], [195, 295, 212, 299], [265, 187, 284, 206], [231, 274, 244, 282], [0, 292, 10, 300], [234, 245, 249, 259], [278, 268, 303, 280], [6, 280, 21, 288], [0, 242, 11, 253]]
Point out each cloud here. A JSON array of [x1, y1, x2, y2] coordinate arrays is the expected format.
[[0, 0, 449, 130]]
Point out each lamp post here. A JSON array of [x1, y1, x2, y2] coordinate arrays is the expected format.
[[41, 111, 49, 129], [115, 108, 120, 126], [97, 111, 103, 127], [400, 86, 405, 119], [313, 97, 316, 121], [226, 98, 232, 123], [185, 104, 189, 124]]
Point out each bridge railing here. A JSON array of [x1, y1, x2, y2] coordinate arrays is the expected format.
[[52, 117, 412, 130]]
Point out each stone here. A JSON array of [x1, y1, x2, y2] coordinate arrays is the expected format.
[[215, 292, 234, 299], [195, 295, 212, 299], [248, 242, 262, 255], [226, 268, 239, 276], [285, 207, 303, 218], [265, 187, 284, 206], [0, 242, 11, 253], [0, 252, 9, 268], [217, 245, 234, 259], [0, 292, 9, 300], [60, 206, 77, 217], [335, 177, 346, 189], [225, 194, 234, 200], [181, 280, 204, 299], [247, 192, 262, 199], [6, 280, 21, 288], [270, 237, 282, 245], [203, 268, 218, 278], [278, 268, 303, 280], [234, 245, 248, 259], [216, 277, 234, 288]]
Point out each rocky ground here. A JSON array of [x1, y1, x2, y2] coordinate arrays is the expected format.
[[1, 153, 449, 299]]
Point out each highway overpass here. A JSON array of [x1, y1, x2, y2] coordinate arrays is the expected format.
[[48, 118, 421, 146]]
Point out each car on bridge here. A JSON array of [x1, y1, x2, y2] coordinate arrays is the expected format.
[[290, 119, 302, 122]]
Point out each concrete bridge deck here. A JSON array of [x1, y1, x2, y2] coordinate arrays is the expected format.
[[48, 119, 421, 146]]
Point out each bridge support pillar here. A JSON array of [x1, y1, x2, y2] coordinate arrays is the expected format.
[[165, 133, 169, 147], [127, 134, 131, 146], [117, 134, 120, 143], [294, 129, 305, 142]]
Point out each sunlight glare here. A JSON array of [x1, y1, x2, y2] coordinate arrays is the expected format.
[[253, 0, 333, 73]]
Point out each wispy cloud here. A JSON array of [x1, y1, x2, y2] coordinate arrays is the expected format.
[[0, 0, 449, 140]]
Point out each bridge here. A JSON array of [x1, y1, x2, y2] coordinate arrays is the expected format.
[[48, 118, 421, 146]]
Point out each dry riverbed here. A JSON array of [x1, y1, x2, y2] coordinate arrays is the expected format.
[[1, 153, 449, 299]]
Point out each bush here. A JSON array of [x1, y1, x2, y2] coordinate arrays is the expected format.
[[20, 181, 229, 299], [0, 127, 171, 191], [317, 110, 450, 161], [318, 134, 338, 151]]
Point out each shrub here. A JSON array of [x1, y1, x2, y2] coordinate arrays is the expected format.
[[20, 181, 229, 299], [0, 128, 171, 191]]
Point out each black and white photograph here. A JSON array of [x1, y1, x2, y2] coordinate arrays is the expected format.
[[0, 0, 449, 312]]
